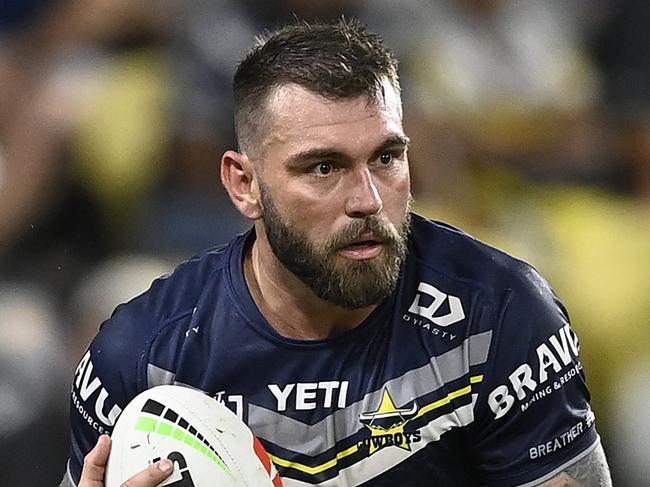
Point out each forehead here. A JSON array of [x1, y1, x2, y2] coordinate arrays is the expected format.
[[261, 81, 404, 158]]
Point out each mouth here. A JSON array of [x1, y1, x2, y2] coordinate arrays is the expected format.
[[337, 235, 384, 260]]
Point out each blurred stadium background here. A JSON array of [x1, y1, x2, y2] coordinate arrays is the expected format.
[[0, 0, 648, 485]]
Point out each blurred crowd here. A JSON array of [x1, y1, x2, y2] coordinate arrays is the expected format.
[[0, 1, 648, 485]]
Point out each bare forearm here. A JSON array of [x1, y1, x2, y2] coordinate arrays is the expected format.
[[538, 443, 612, 487]]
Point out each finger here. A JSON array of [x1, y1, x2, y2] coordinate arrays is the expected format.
[[80, 435, 112, 485], [120, 458, 174, 487]]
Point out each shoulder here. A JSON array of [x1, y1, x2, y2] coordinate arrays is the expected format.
[[131, 243, 232, 320], [408, 213, 553, 314], [78, 238, 242, 399], [411, 216, 572, 356], [96, 244, 230, 348]]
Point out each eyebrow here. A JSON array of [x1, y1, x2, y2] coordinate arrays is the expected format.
[[371, 135, 411, 159], [284, 134, 410, 168]]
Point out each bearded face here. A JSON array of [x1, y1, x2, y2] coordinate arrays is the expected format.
[[259, 182, 411, 309]]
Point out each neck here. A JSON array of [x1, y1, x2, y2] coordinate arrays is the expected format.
[[243, 235, 376, 340]]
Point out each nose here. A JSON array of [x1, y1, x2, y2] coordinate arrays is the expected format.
[[344, 167, 383, 218]]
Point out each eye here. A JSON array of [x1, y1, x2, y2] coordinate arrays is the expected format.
[[316, 162, 333, 175], [379, 152, 393, 165]]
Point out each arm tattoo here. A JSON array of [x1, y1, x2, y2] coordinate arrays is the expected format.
[[538, 443, 612, 486]]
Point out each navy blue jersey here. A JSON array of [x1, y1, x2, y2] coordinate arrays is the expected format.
[[66, 214, 598, 486]]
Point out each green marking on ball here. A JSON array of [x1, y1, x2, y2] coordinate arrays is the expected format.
[[135, 417, 157, 433], [133, 415, 233, 478], [157, 422, 173, 436]]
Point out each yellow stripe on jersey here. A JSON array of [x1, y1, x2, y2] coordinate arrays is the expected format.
[[270, 444, 360, 476], [269, 375, 484, 476], [415, 374, 483, 419]]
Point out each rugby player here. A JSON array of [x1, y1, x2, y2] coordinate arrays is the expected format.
[[66, 18, 612, 487]]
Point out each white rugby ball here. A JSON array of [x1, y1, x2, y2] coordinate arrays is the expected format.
[[105, 385, 282, 487]]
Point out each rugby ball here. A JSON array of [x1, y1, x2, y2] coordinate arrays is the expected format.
[[105, 385, 282, 487]]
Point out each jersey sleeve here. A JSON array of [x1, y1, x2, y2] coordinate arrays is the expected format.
[[470, 265, 599, 486], [65, 301, 151, 485]]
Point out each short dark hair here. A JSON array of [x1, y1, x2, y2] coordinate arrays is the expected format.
[[233, 18, 400, 155]]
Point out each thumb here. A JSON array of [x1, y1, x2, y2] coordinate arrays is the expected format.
[[119, 458, 174, 487], [80, 435, 112, 487]]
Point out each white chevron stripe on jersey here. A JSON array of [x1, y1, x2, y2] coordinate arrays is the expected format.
[[275, 395, 478, 487]]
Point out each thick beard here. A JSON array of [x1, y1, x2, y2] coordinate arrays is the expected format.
[[259, 184, 411, 309]]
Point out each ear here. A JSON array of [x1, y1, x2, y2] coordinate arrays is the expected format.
[[221, 150, 263, 220]]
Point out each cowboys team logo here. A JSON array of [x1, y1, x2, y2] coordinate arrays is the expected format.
[[357, 389, 421, 454]]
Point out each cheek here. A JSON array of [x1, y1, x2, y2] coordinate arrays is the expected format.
[[380, 166, 411, 213], [272, 189, 331, 237], [291, 196, 348, 245]]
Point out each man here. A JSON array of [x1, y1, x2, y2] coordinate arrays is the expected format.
[[66, 19, 612, 487]]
